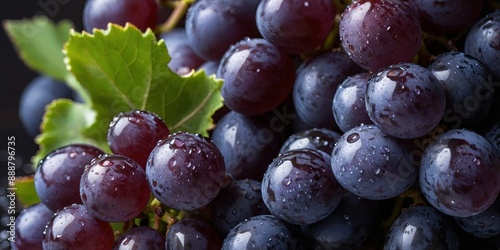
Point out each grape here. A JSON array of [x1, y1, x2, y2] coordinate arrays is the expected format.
[[43, 204, 114, 250], [293, 51, 363, 130], [484, 121, 500, 156], [211, 111, 282, 180], [83, 0, 159, 32], [413, 0, 484, 35], [331, 124, 418, 200], [210, 178, 270, 236], [420, 129, 500, 217], [279, 128, 341, 155], [146, 132, 227, 210], [455, 196, 500, 238], [255, 0, 336, 54], [108, 110, 170, 168], [384, 205, 459, 249], [428, 51, 493, 129], [198, 61, 219, 77], [160, 28, 205, 75], [262, 148, 342, 225], [465, 10, 500, 81], [332, 72, 374, 133], [18, 75, 73, 137], [185, 0, 261, 61], [11, 203, 52, 250], [300, 192, 378, 249], [339, 0, 421, 72], [221, 214, 301, 249], [34, 144, 104, 212], [113, 226, 164, 250], [365, 63, 446, 139], [80, 154, 150, 222], [217, 38, 296, 116], [165, 217, 222, 249]]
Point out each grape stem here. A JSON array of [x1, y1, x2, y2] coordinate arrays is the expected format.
[[155, 0, 194, 34]]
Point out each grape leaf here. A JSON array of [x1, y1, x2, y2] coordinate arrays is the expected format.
[[32, 99, 108, 165], [2, 16, 73, 81], [64, 23, 223, 138], [14, 176, 40, 207]]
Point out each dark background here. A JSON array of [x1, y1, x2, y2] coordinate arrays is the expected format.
[[0, 1, 85, 248]]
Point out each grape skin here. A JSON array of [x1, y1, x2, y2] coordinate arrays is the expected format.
[[279, 128, 341, 155], [113, 226, 164, 250], [165, 218, 222, 249], [11, 203, 53, 250]]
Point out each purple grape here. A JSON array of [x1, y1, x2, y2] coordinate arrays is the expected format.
[[256, 0, 336, 54], [34, 144, 104, 212], [80, 154, 150, 222], [384, 205, 459, 249], [11, 203, 53, 250], [365, 63, 446, 139], [331, 124, 418, 200], [428, 51, 494, 129], [43, 204, 114, 250], [113, 226, 164, 250], [160, 28, 205, 75], [413, 0, 484, 35], [210, 178, 270, 235], [419, 129, 500, 217], [198, 61, 219, 77], [279, 128, 341, 155], [165, 218, 222, 250], [83, 0, 159, 32], [262, 148, 342, 225], [332, 72, 374, 133], [455, 195, 500, 238], [339, 0, 421, 72], [217, 38, 296, 116], [211, 111, 282, 180], [221, 214, 301, 249], [146, 132, 226, 210], [108, 110, 170, 168], [292, 51, 363, 130], [185, 0, 261, 61], [465, 10, 500, 81]]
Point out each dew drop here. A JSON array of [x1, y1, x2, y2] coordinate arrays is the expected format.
[[347, 133, 360, 143]]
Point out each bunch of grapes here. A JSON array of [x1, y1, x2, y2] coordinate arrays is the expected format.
[[12, 0, 500, 249]]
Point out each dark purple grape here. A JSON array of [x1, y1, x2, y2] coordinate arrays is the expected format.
[[384, 205, 459, 249], [300, 193, 378, 249], [339, 0, 421, 72], [198, 61, 219, 77], [365, 63, 446, 139], [11, 203, 53, 250], [185, 0, 261, 61], [34, 144, 104, 212], [18, 75, 73, 137], [455, 195, 500, 238], [465, 10, 500, 81], [217, 38, 296, 116], [210, 111, 282, 180], [428, 51, 494, 129], [146, 132, 226, 210], [332, 72, 373, 133], [221, 214, 300, 249], [80, 154, 150, 222], [160, 28, 205, 75], [43, 204, 114, 250], [113, 226, 164, 250], [256, 0, 335, 54], [484, 121, 500, 156], [293, 51, 363, 130], [165, 218, 222, 250], [413, 0, 483, 35], [108, 110, 170, 168], [331, 124, 418, 200], [210, 178, 269, 236], [262, 148, 342, 225], [419, 129, 500, 217], [279, 128, 341, 155], [83, 0, 159, 32]]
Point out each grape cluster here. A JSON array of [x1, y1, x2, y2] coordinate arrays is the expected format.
[[14, 0, 500, 249]]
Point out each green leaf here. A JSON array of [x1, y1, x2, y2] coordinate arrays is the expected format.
[[64, 23, 223, 138], [15, 176, 40, 207], [2, 16, 73, 81], [32, 99, 108, 165]]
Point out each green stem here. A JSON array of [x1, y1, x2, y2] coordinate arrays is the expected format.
[[155, 0, 194, 35]]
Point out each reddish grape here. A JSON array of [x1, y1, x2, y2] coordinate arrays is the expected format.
[[165, 218, 222, 249], [113, 226, 164, 250]]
